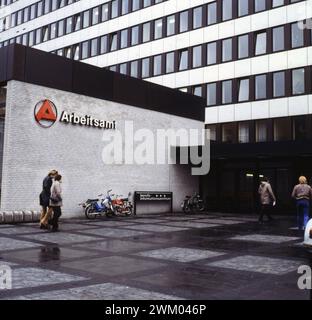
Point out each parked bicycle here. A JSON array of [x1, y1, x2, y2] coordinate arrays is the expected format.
[[181, 192, 205, 213]]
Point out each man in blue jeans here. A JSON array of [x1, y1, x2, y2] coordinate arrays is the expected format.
[[292, 176, 312, 231]]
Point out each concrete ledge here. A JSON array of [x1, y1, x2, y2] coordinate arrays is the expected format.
[[0, 210, 41, 224]]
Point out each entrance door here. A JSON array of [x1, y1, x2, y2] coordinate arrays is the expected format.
[[238, 170, 256, 213]]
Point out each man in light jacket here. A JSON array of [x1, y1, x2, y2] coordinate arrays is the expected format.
[[258, 177, 276, 224]]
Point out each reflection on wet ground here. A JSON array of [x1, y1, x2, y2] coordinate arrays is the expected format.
[[0, 212, 311, 300]]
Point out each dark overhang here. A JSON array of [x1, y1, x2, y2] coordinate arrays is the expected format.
[[0, 44, 204, 121]]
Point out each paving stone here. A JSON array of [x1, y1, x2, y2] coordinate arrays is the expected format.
[[231, 234, 301, 244], [5, 283, 184, 300], [79, 228, 150, 238], [120, 224, 188, 233], [9, 267, 87, 289], [159, 221, 220, 229], [136, 247, 226, 262], [206, 255, 303, 275], [20, 233, 100, 245], [0, 237, 42, 251]]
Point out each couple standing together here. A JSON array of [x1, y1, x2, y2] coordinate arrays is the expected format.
[[259, 176, 312, 230], [39, 170, 63, 232]]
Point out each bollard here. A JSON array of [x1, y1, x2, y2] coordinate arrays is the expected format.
[[13, 211, 24, 223], [3, 211, 14, 223], [23, 210, 33, 222]]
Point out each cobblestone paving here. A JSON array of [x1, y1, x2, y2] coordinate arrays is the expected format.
[[0, 213, 310, 300]]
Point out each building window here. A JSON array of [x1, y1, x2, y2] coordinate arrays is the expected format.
[[131, 26, 139, 46], [255, 75, 267, 100], [207, 42, 217, 65], [179, 10, 189, 33], [167, 15, 175, 36], [222, 0, 232, 21], [130, 61, 139, 78], [101, 4, 109, 22], [207, 83, 217, 106], [153, 55, 162, 76], [143, 22, 151, 42], [291, 22, 304, 48], [256, 120, 268, 142], [83, 11, 90, 29], [238, 0, 249, 17], [255, 31, 267, 55], [142, 57, 150, 78], [120, 63, 127, 75], [92, 7, 99, 25], [222, 123, 236, 143], [193, 45, 202, 68], [110, 33, 117, 51], [154, 19, 163, 39], [207, 125, 217, 141], [238, 78, 249, 102], [207, 2, 217, 25], [293, 116, 308, 141], [111, 0, 119, 18], [178, 49, 188, 71], [238, 34, 249, 59], [132, 0, 140, 11], [120, 29, 128, 49], [239, 123, 249, 143], [100, 35, 108, 54], [82, 41, 89, 59], [222, 38, 232, 62], [273, 71, 285, 97], [274, 118, 292, 141], [91, 38, 98, 57], [193, 6, 203, 29], [254, 0, 266, 12], [272, 0, 284, 8], [192, 86, 202, 97], [292, 68, 305, 95], [166, 52, 175, 73], [121, 0, 129, 15], [222, 80, 232, 104], [273, 26, 285, 52]]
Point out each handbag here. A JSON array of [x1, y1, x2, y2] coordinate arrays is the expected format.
[[50, 194, 62, 203]]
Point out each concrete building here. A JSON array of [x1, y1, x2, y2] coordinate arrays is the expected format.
[[0, 0, 311, 213], [0, 44, 204, 217]]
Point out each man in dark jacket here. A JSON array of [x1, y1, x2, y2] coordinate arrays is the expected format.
[[39, 170, 58, 229], [258, 177, 276, 224]]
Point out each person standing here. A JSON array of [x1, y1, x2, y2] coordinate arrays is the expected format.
[[291, 176, 312, 231], [39, 170, 58, 229], [49, 174, 63, 232], [258, 177, 276, 223]]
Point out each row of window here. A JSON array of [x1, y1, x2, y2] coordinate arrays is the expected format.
[[104, 21, 311, 80], [186, 66, 311, 106], [208, 115, 312, 144], [0, 0, 18, 6], [0, 1, 80, 32], [0, 0, 167, 33], [0, 0, 304, 50]]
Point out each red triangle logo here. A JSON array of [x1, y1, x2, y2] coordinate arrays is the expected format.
[[35, 100, 57, 122]]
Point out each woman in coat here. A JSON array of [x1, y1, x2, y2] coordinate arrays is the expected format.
[[292, 176, 312, 231], [49, 174, 63, 232]]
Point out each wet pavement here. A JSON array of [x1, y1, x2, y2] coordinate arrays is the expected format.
[[0, 212, 311, 300]]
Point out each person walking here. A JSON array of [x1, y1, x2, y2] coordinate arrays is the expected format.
[[39, 170, 58, 229], [258, 177, 276, 224], [291, 176, 312, 231], [49, 174, 63, 232]]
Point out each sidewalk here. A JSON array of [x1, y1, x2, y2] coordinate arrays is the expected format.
[[0, 212, 310, 300]]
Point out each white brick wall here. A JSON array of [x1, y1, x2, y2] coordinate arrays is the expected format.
[[1, 80, 203, 218]]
